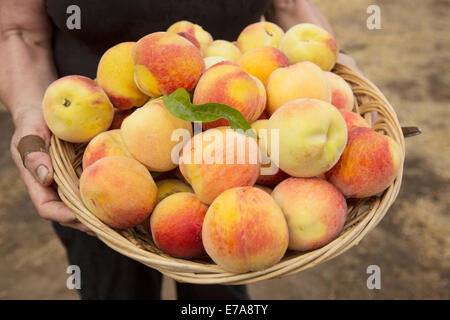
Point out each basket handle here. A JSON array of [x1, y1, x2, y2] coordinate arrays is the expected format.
[[401, 126, 422, 138]]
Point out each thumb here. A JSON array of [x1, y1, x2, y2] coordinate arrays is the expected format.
[[17, 134, 54, 187]]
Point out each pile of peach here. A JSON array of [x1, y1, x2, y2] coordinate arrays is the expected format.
[[42, 21, 403, 273]]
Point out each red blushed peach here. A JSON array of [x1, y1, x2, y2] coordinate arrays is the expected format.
[[79, 156, 157, 229], [167, 20, 213, 54], [150, 192, 208, 258], [82, 129, 129, 169], [177, 32, 201, 49], [238, 46, 290, 85], [132, 32, 205, 97], [272, 177, 347, 251], [97, 42, 149, 110], [324, 72, 354, 111], [193, 61, 266, 129], [339, 110, 370, 134], [43, 75, 114, 143], [202, 187, 289, 272], [179, 127, 261, 205], [326, 127, 403, 198]]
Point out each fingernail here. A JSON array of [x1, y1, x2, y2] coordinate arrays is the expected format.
[[36, 165, 49, 185]]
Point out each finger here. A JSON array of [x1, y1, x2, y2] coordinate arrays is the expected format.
[[17, 135, 54, 187]]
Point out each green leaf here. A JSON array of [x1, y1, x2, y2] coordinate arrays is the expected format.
[[162, 88, 256, 139]]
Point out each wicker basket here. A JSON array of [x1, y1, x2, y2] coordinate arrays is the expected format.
[[50, 63, 405, 285]]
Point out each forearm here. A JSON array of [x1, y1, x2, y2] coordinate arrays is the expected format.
[[268, 0, 334, 35], [0, 32, 56, 125]]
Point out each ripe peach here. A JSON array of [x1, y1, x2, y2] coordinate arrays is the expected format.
[[324, 72, 354, 111], [204, 40, 241, 62], [272, 177, 347, 251], [203, 56, 229, 69], [82, 130, 129, 169], [166, 20, 213, 54], [339, 110, 370, 134], [267, 98, 347, 177], [202, 187, 289, 272], [266, 61, 331, 115], [238, 46, 290, 85], [79, 156, 157, 229], [279, 23, 338, 71], [236, 22, 285, 53], [179, 127, 260, 204], [326, 127, 403, 198], [156, 179, 193, 202], [254, 184, 272, 194], [251, 120, 289, 187], [150, 192, 208, 258], [43, 75, 114, 143], [121, 99, 193, 172], [132, 32, 205, 97], [97, 42, 149, 110], [193, 62, 266, 129]]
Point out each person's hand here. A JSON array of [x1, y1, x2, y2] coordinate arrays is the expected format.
[[10, 107, 95, 235]]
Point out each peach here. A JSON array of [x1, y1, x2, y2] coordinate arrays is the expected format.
[[177, 32, 201, 49], [324, 72, 354, 111], [166, 20, 213, 54], [326, 127, 403, 198], [156, 179, 193, 202], [251, 120, 289, 187], [79, 156, 157, 229], [272, 177, 347, 251], [278, 23, 338, 71], [203, 56, 229, 69], [202, 187, 289, 272], [204, 40, 241, 62], [266, 61, 331, 115], [193, 62, 266, 129], [121, 99, 193, 172], [238, 46, 290, 85], [339, 110, 370, 134], [109, 107, 135, 130], [132, 32, 205, 97], [150, 192, 208, 258], [179, 127, 260, 204], [267, 98, 347, 177], [254, 184, 272, 194], [97, 42, 149, 110], [82, 129, 129, 169], [42, 75, 114, 143], [236, 22, 285, 53]]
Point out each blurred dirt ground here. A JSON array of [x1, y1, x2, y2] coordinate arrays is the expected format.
[[0, 0, 448, 299]]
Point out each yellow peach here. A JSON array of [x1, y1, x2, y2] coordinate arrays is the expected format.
[[121, 99, 193, 172], [97, 42, 149, 110], [167, 20, 213, 54], [237, 22, 285, 53], [266, 61, 331, 115], [43, 75, 114, 143], [156, 179, 194, 202], [279, 23, 338, 71], [324, 72, 354, 111], [204, 40, 241, 61], [267, 98, 347, 177]]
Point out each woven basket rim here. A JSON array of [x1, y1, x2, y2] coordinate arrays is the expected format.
[[50, 63, 405, 285]]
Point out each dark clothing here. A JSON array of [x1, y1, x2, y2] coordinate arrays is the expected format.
[[45, 0, 270, 300], [52, 222, 249, 300], [45, 0, 271, 78]]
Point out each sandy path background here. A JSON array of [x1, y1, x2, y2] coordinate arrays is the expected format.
[[0, 0, 448, 299]]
